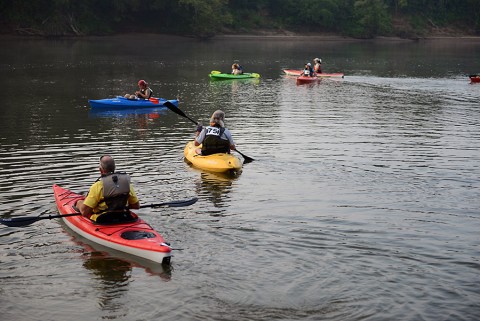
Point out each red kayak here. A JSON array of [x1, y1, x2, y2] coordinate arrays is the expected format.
[[284, 69, 344, 78], [470, 75, 480, 83], [296, 75, 320, 85], [53, 184, 172, 264]]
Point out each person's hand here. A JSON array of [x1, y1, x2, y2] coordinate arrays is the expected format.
[[196, 124, 203, 132]]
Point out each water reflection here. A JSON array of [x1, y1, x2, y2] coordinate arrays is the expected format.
[[88, 106, 169, 119], [1, 37, 480, 321], [191, 170, 237, 208], [63, 227, 172, 279]]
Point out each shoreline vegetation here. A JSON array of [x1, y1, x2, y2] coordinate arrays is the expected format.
[[1, 1, 479, 41], [2, 31, 480, 43]]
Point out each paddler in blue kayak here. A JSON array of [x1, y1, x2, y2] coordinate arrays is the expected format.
[[76, 155, 141, 224], [124, 79, 153, 100], [302, 63, 315, 77], [194, 110, 236, 156]]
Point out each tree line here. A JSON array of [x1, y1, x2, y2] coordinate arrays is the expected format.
[[1, 0, 479, 39]]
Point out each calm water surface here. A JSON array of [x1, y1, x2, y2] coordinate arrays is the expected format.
[[0, 35, 479, 320]]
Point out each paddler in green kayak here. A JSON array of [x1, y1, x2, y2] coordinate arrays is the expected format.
[[76, 155, 141, 223], [231, 63, 244, 75], [194, 110, 236, 156]]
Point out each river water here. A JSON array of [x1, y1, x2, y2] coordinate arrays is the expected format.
[[0, 35, 479, 320]]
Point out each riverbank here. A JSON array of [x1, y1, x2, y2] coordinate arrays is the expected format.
[[1, 31, 480, 43]]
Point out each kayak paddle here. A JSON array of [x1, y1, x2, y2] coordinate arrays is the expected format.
[[0, 213, 82, 227], [141, 197, 198, 208], [0, 197, 199, 228], [164, 101, 254, 163]]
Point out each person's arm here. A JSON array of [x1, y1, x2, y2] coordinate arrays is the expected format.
[[77, 183, 101, 218], [225, 129, 236, 150], [195, 128, 206, 146], [128, 185, 140, 209], [195, 124, 203, 137], [76, 199, 93, 218], [129, 201, 140, 210]]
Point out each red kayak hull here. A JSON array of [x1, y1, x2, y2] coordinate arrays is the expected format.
[[296, 75, 320, 85], [284, 69, 344, 78], [470, 76, 480, 83], [53, 184, 172, 264]]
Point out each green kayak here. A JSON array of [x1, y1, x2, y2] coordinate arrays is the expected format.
[[209, 70, 260, 80]]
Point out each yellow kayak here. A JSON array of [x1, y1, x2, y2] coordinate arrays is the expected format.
[[183, 141, 242, 173]]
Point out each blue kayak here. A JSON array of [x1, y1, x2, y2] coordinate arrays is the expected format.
[[88, 96, 179, 109]]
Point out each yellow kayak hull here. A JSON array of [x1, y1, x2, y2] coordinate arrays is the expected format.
[[183, 141, 242, 173]]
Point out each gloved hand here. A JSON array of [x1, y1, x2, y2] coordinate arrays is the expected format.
[[196, 124, 203, 133]]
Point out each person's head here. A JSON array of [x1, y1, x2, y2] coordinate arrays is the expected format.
[[232, 63, 238, 69], [307, 63, 312, 67], [138, 79, 147, 89], [314, 58, 322, 64], [99, 155, 115, 174], [210, 110, 225, 127]]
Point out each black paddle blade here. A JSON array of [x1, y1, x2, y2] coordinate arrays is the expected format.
[[164, 197, 198, 207], [0, 216, 43, 227], [0, 213, 81, 228], [234, 149, 254, 163], [141, 197, 199, 209], [164, 101, 199, 125]]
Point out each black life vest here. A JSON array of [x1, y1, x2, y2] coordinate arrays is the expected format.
[[139, 88, 153, 99], [201, 126, 230, 155]]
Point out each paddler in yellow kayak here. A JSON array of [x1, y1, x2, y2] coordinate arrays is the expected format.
[[194, 110, 236, 156]]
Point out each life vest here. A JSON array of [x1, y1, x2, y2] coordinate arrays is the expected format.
[[201, 126, 230, 155], [139, 88, 153, 99], [100, 172, 131, 213], [314, 63, 322, 73], [303, 67, 312, 76]]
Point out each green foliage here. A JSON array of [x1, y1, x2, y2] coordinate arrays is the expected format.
[[350, 0, 392, 38], [0, 0, 478, 37]]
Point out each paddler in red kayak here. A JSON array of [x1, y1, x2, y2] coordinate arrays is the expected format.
[[301, 63, 315, 77], [76, 155, 140, 224], [313, 58, 322, 74], [194, 110, 236, 156], [124, 79, 153, 100]]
